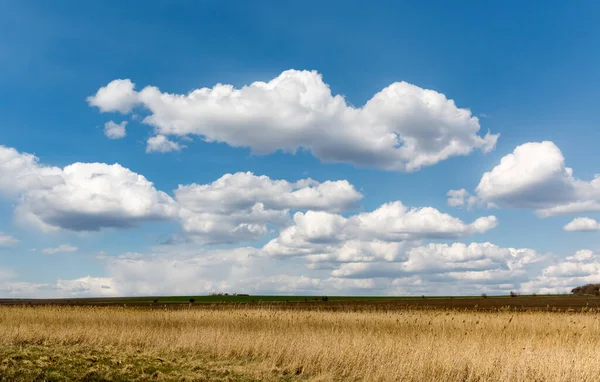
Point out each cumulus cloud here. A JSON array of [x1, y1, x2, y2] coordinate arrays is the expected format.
[[329, 242, 542, 279], [0, 145, 63, 196], [1, 242, 526, 297], [103, 120, 127, 139], [0, 240, 564, 297], [262, 202, 497, 259], [0, 233, 18, 247], [521, 249, 600, 294], [146, 135, 185, 153], [0, 145, 178, 231], [42, 244, 79, 254], [446, 188, 481, 209], [88, 70, 498, 171], [176, 172, 363, 244], [451, 141, 600, 217], [87, 79, 138, 114], [564, 217, 600, 232], [1, 145, 363, 241]]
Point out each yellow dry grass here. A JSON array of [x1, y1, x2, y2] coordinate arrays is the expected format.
[[1, 305, 599, 381]]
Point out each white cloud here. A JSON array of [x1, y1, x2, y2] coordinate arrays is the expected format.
[[260, 202, 497, 261], [176, 172, 363, 244], [87, 79, 138, 114], [42, 244, 79, 254], [1, 146, 362, 241], [328, 242, 542, 279], [103, 120, 127, 139], [0, 145, 63, 196], [0, 145, 178, 231], [564, 217, 600, 232], [0, 241, 568, 297], [176, 172, 362, 214], [521, 249, 600, 294], [0, 276, 118, 298], [89, 70, 498, 171], [452, 141, 600, 217], [446, 188, 481, 209], [0, 233, 18, 247], [146, 135, 185, 153], [262, 202, 497, 258]]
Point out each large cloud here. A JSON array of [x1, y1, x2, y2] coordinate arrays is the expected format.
[[0, 145, 63, 196], [0, 145, 178, 231], [521, 250, 600, 294], [262, 202, 497, 258], [449, 141, 600, 217], [1, 240, 552, 297], [88, 70, 498, 171], [1, 146, 363, 241], [175, 172, 363, 244], [330, 243, 542, 279]]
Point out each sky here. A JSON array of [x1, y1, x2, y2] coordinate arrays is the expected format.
[[1, 1, 600, 297]]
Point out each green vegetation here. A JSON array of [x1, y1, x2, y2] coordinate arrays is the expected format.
[[76, 293, 570, 305]]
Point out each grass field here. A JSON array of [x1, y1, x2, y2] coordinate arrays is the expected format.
[[2, 300, 600, 381]]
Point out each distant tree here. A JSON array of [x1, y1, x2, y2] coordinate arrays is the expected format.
[[153, 299, 158, 303], [510, 291, 518, 298], [321, 296, 329, 302], [481, 293, 488, 298], [189, 298, 195, 303], [571, 284, 600, 295]]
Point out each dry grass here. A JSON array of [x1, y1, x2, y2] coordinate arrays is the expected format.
[[1, 305, 600, 381]]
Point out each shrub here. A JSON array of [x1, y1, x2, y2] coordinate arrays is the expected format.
[[321, 296, 329, 302], [189, 298, 195, 303], [153, 299, 158, 303]]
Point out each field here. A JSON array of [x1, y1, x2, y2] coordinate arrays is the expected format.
[[1, 295, 600, 381], [2, 294, 600, 311]]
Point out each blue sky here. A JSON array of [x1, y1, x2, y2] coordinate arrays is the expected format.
[[1, 1, 599, 296]]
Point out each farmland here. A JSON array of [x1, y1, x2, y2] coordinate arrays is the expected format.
[[2, 295, 600, 381], [1, 293, 599, 311]]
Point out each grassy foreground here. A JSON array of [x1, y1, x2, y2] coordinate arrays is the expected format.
[[1, 305, 600, 381]]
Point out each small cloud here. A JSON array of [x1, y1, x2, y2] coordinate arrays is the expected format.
[[478, 113, 490, 118], [0, 233, 18, 247], [104, 120, 127, 140], [146, 135, 185, 153], [42, 244, 79, 254], [95, 251, 108, 260], [564, 217, 600, 232], [447, 189, 479, 209]]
